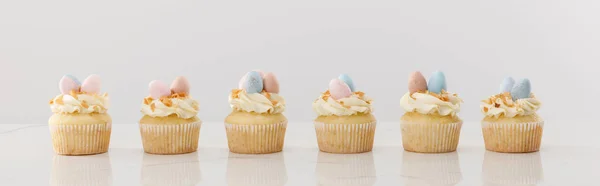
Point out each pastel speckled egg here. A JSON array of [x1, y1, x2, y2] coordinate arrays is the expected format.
[[263, 72, 280, 93], [408, 71, 427, 94], [338, 74, 355, 92], [427, 71, 447, 94], [149, 80, 171, 99], [65, 74, 81, 85], [511, 78, 531, 101], [329, 78, 352, 100], [238, 70, 265, 89], [241, 71, 264, 94], [59, 75, 80, 94], [81, 74, 101, 94], [499, 76, 515, 93], [170, 76, 190, 94]]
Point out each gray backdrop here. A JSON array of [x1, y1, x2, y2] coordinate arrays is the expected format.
[[1, 0, 598, 124]]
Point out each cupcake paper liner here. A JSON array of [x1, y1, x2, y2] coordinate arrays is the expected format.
[[314, 121, 376, 154], [139, 121, 202, 155], [482, 151, 543, 185], [50, 154, 112, 186], [401, 151, 462, 186], [226, 152, 288, 186], [141, 152, 202, 186], [401, 121, 462, 153], [225, 121, 287, 154], [315, 152, 377, 186], [49, 123, 112, 155], [482, 120, 544, 153]]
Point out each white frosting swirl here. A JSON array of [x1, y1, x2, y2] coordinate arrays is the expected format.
[[481, 94, 541, 118], [141, 97, 199, 119], [313, 93, 373, 116], [50, 94, 109, 114], [229, 90, 285, 114], [400, 92, 462, 116]]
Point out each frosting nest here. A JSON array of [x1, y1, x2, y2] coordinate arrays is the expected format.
[[229, 89, 286, 114], [50, 92, 109, 114], [141, 93, 199, 119], [400, 91, 462, 116], [481, 92, 541, 118], [313, 91, 373, 116]]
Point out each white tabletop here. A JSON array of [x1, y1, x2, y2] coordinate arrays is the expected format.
[[0, 123, 598, 186]]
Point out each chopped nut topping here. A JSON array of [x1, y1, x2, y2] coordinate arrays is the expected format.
[[231, 89, 242, 99], [161, 98, 173, 107], [143, 97, 153, 105], [81, 100, 89, 108], [150, 103, 156, 112], [483, 107, 489, 112]]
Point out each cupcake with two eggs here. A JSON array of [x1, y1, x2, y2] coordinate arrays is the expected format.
[[481, 77, 543, 153], [400, 71, 463, 153], [225, 70, 287, 154], [312, 74, 376, 154]]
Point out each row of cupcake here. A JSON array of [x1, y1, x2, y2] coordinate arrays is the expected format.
[[48, 70, 543, 155]]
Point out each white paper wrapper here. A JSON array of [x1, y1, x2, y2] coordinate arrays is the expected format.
[[139, 121, 202, 154], [50, 154, 112, 186], [226, 152, 287, 186], [482, 120, 544, 153], [49, 122, 112, 155], [141, 152, 201, 186], [225, 121, 287, 154], [401, 121, 462, 153], [482, 151, 543, 185], [314, 121, 377, 154], [401, 151, 462, 186], [316, 151, 377, 186]]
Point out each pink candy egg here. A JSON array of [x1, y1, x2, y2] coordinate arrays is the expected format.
[[329, 79, 352, 100], [81, 74, 101, 94], [263, 72, 280, 93], [149, 80, 171, 99], [170, 76, 190, 94], [408, 71, 427, 94], [59, 75, 80, 94]]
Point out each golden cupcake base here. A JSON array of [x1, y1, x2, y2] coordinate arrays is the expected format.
[[139, 121, 202, 155], [225, 121, 287, 154], [314, 121, 376, 154], [482, 120, 544, 153], [49, 122, 112, 156], [401, 121, 462, 153]]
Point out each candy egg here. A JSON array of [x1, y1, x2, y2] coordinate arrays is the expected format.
[[170, 76, 190, 94], [263, 72, 280, 93], [499, 77, 515, 93], [59, 75, 80, 94], [149, 80, 171, 99], [329, 79, 352, 100], [338, 74, 355, 92], [81, 74, 101, 94], [408, 71, 427, 94], [241, 71, 264, 94], [238, 70, 265, 89], [65, 74, 81, 85], [427, 71, 447, 94], [511, 78, 531, 100]]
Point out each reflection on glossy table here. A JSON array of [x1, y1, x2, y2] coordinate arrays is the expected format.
[[0, 123, 597, 186]]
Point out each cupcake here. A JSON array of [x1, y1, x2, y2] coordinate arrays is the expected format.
[[49, 74, 111, 155], [225, 70, 287, 154], [400, 71, 463, 153], [481, 77, 543, 153], [139, 76, 202, 155], [312, 74, 376, 154]]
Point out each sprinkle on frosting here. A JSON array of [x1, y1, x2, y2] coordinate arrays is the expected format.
[[313, 90, 373, 116], [481, 92, 541, 118]]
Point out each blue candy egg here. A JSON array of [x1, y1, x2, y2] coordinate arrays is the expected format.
[[65, 74, 81, 85], [511, 78, 531, 100], [427, 71, 447, 94], [242, 71, 264, 93], [338, 74, 355, 92], [499, 77, 515, 93]]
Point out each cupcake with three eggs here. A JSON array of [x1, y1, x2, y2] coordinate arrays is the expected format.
[[49, 74, 111, 155], [312, 74, 376, 154], [481, 77, 543, 153], [400, 71, 463, 153], [139, 76, 202, 155], [225, 70, 287, 154]]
